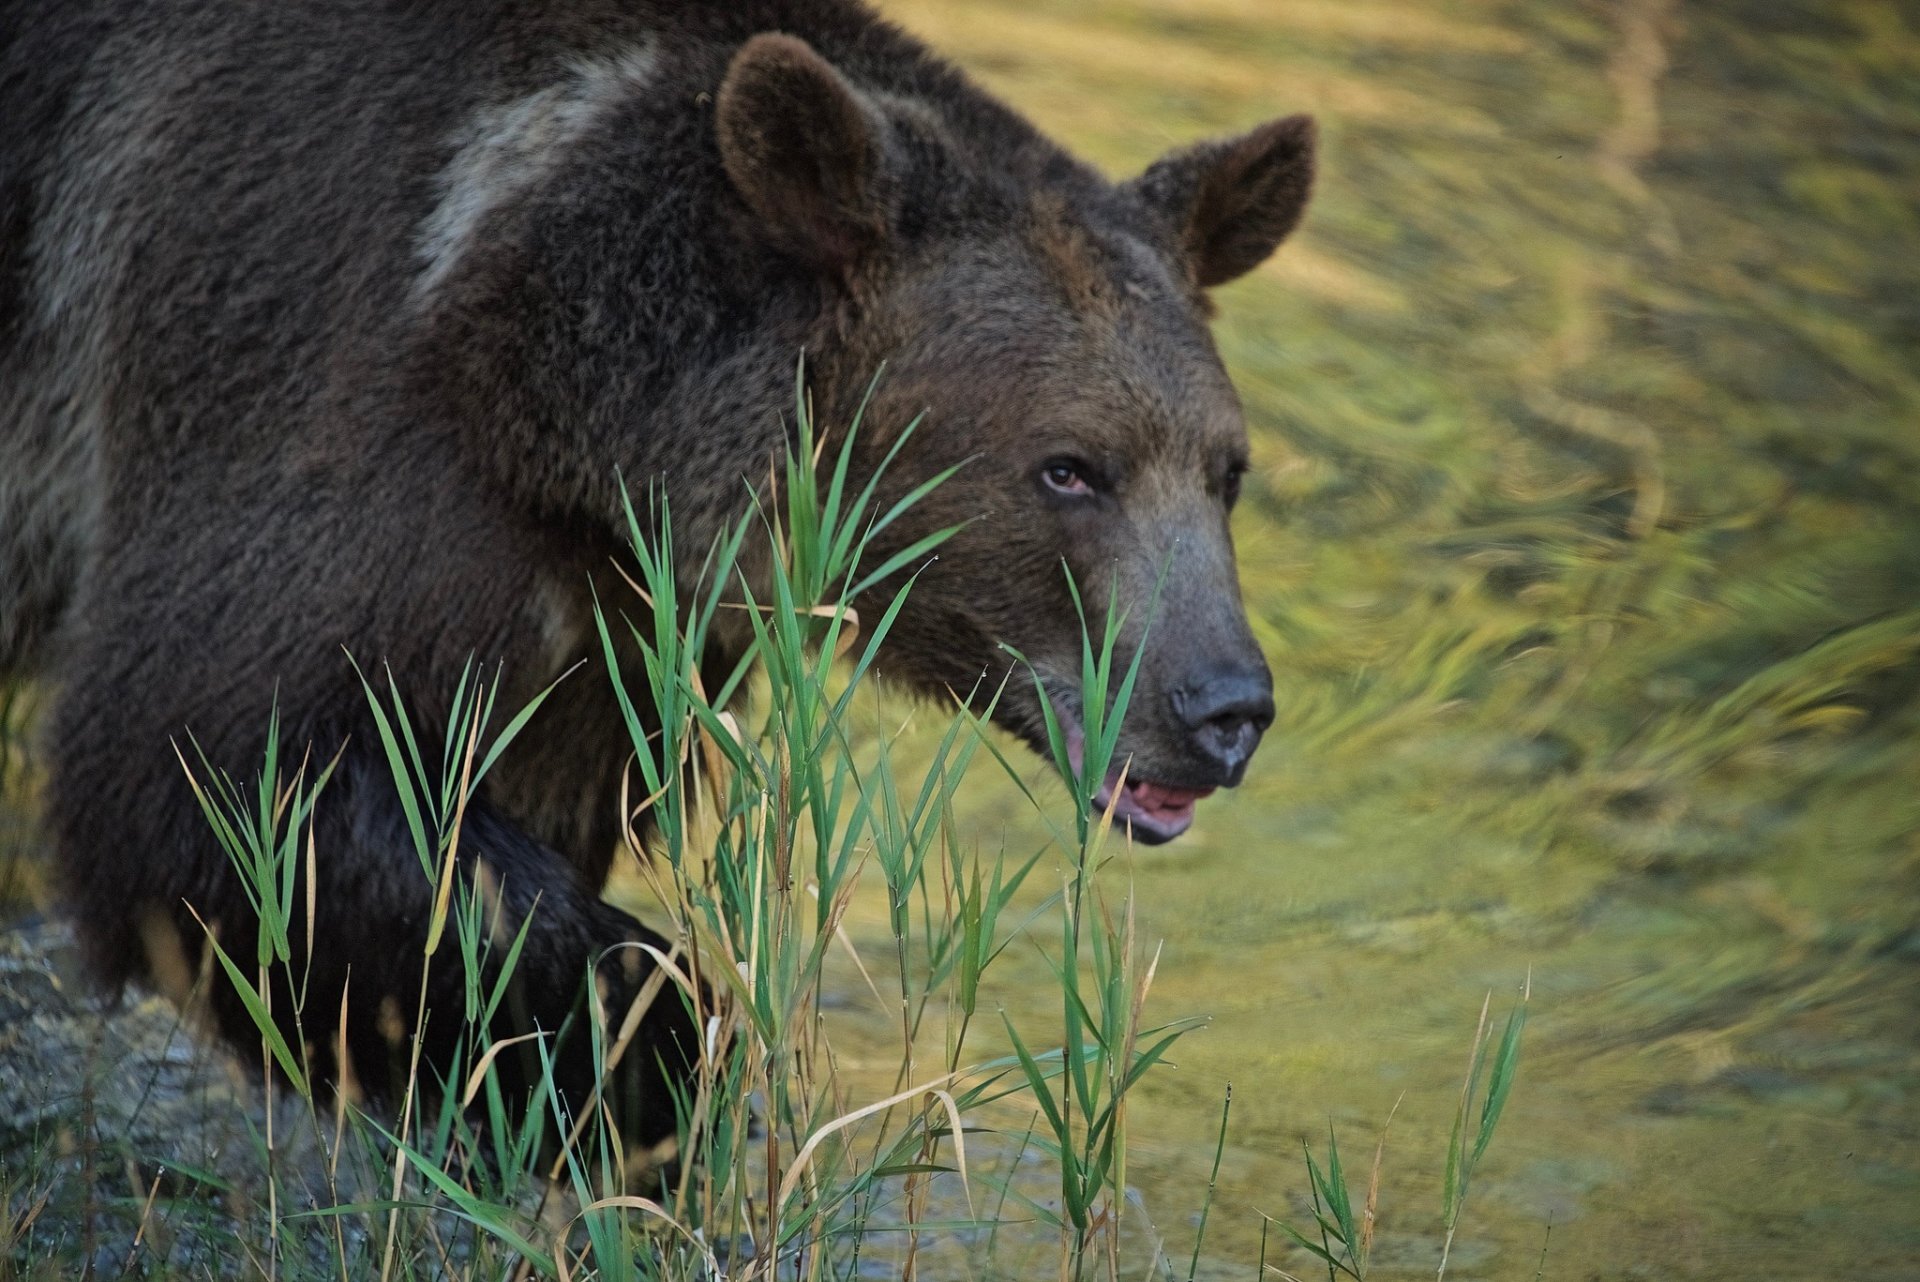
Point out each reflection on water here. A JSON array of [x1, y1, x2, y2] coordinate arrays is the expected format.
[[841, 0, 1919, 1276]]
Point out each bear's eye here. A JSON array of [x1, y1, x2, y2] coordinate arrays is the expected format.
[[1222, 460, 1248, 507], [1040, 458, 1095, 498]]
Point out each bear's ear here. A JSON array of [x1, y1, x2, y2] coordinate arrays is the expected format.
[[1127, 114, 1316, 289], [716, 33, 896, 275]]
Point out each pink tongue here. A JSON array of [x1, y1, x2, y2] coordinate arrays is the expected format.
[[1064, 723, 1212, 834], [1125, 778, 1211, 816]]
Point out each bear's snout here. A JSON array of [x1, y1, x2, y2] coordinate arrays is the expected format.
[[1170, 661, 1274, 788]]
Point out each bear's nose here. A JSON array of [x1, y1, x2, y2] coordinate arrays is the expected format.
[[1171, 666, 1275, 786]]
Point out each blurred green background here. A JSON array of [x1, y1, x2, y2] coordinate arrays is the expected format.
[[3, 1, 1914, 1277], [843, 0, 1918, 1276]]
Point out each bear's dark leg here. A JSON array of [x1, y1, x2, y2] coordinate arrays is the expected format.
[[322, 756, 700, 1153], [54, 716, 699, 1155]]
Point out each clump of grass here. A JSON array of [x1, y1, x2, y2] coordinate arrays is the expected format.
[[64, 366, 1208, 1281], [592, 366, 1202, 1278], [1438, 979, 1529, 1280], [1268, 979, 1529, 1282], [974, 561, 1208, 1281], [177, 658, 565, 1279]]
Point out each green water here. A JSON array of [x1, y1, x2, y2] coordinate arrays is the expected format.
[[845, 0, 1920, 1276]]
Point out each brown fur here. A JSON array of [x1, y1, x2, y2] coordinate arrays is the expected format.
[[0, 0, 1314, 1145]]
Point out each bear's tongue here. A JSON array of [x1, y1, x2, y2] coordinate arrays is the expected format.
[[1094, 773, 1214, 842], [1063, 725, 1214, 843]]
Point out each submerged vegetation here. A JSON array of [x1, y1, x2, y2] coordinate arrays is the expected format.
[[3, 0, 1917, 1277]]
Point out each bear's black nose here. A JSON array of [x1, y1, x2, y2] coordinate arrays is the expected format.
[[1172, 666, 1274, 785]]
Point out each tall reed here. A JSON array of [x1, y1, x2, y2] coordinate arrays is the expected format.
[[164, 367, 1204, 1280]]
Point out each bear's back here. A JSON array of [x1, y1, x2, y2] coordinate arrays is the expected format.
[[0, 0, 1048, 677]]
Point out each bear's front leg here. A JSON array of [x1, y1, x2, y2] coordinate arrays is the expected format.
[[61, 731, 701, 1164]]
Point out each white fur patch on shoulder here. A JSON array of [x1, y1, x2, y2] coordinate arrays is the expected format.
[[411, 45, 658, 302]]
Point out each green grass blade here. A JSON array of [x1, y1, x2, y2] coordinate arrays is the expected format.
[[348, 655, 433, 876], [191, 913, 308, 1096], [1473, 997, 1528, 1165], [1324, 1124, 1356, 1256]]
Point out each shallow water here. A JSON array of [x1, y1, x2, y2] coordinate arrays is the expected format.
[[832, 1, 1920, 1276], [821, 709, 1916, 1278]]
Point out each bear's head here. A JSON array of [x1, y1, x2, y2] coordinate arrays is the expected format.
[[716, 33, 1313, 842]]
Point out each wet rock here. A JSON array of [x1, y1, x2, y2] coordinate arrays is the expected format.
[[0, 916, 547, 1276]]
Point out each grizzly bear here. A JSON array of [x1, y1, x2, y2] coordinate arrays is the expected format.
[[0, 0, 1311, 1146]]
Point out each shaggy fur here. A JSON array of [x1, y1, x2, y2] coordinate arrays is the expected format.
[[0, 0, 1313, 1145]]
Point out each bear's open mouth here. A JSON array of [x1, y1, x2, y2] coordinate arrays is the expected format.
[[1062, 724, 1215, 845]]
